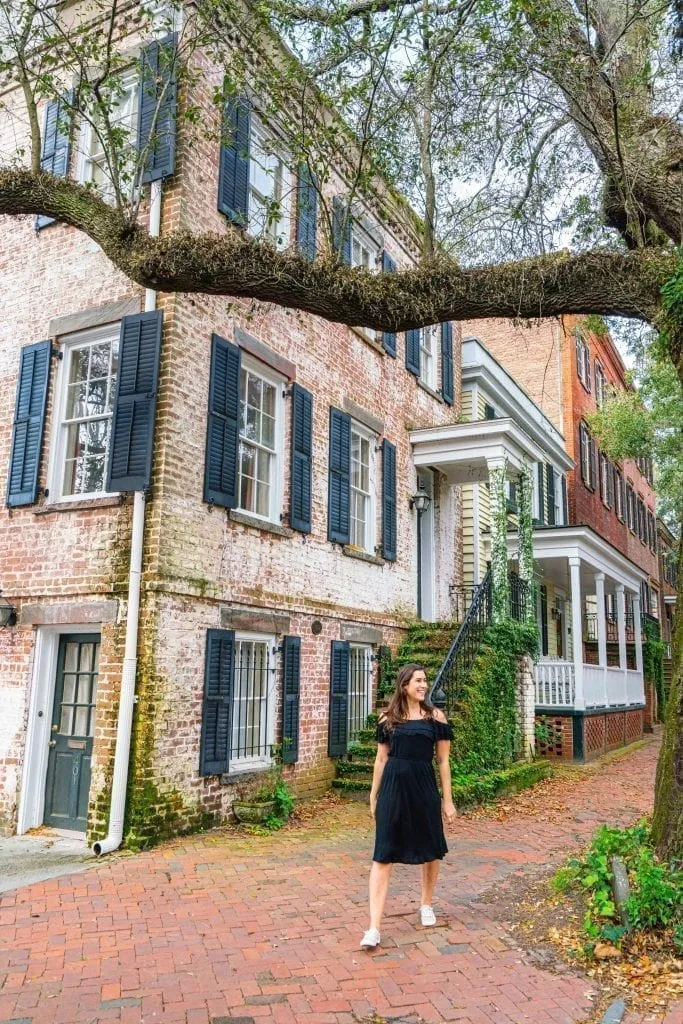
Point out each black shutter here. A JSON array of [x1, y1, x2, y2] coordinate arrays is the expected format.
[[589, 437, 597, 491], [6, 340, 51, 507], [576, 336, 583, 379], [382, 439, 397, 562], [441, 322, 454, 406], [137, 35, 177, 184], [540, 585, 549, 656], [328, 640, 349, 756], [546, 464, 555, 524], [536, 462, 545, 524], [579, 423, 587, 485], [204, 333, 241, 508], [290, 383, 313, 533], [585, 347, 592, 392], [599, 452, 606, 501], [332, 196, 352, 264], [36, 95, 73, 230], [106, 311, 163, 492], [380, 251, 397, 356], [405, 328, 420, 377], [327, 407, 351, 544], [296, 163, 317, 260], [281, 635, 301, 764], [218, 94, 250, 225], [200, 629, 234, 775], [561, 475, 568, 525]]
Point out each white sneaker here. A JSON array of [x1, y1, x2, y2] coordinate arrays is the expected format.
[[420, 905, 437, 927], [360, 927, 381, 949]]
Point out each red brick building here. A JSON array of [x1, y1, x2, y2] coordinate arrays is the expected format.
[[0, 26, 464, 843]]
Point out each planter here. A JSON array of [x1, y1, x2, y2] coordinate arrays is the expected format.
[[232, 799, 277, 824]]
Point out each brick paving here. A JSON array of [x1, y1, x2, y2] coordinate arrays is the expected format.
[[1, 737, 682, 1024]]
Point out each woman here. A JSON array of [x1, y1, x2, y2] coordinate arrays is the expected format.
[[360, 662, 456, 950]]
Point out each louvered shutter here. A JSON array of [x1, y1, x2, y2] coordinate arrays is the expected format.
[[599, 453, 606, 500], [200, 629, 234, 775], [290, 383, 313, 532], [584, 347, 592, 391], [561, 475, 568, 525], [576, 336, 583, 379], [579, 424, 587, 485], [137, 35, 177, 183], [6, 341, 51, 507], [332, 196, 352, 264], [440, 322, 454, 405], [536, 463, 545, 524], [546, 464, 555, 525], [296, 163, 317, 260], [380, 251, 397, 356], [540, 585, 549, 656], [106, 311, 162, 492], [328, 640, 349, 756], [589, 437, 597, 490], [382, 439, 397, 562], [405, 328, 420, 377], [281, 635, 301, 764], [204, 334, 241, 508], [218, 95, 250, 225], [327, 407, 351, 544], [36, 95, 73, 230]]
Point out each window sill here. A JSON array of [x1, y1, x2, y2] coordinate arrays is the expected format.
[[220, 764, 273, 787], [416, 379, 444, 403], [349, 326, 385, 355], [342, 545, 384, 566], [34, 495, 124, 514], [229, 509, 294, 538]]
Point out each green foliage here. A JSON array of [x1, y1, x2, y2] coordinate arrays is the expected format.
[[642, 616, 666, 717], [584, 315, 609, 338], [586, 389, 655, 463], [450, 620, 538, 775], [450, 759, 549, 808], [489, 465, 510, 623], [248, 747, 295, 830], [553, 822, 683, 952]]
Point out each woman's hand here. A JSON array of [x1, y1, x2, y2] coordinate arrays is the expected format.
[[442, 799, 457, 825], [370, 797, 377, 820]]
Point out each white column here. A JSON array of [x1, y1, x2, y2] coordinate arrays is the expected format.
[[595, 572, 608, 707], [569, 556, 584, 710], [616, 584, 627, 670], [633, 591, 644, 677], [487, 456, 510, 624]]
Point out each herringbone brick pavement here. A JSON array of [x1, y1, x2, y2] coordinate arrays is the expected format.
[[1, 736, 681, 1024]]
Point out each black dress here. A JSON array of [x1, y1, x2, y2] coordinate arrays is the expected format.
[[372, 717, 453, 865]]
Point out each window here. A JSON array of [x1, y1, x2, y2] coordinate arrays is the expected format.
[[594, 361, 606, 407], [506, 479, 518, 513], [348, 644, 373, 741], [626, 484, 635, 532], [637, 498, 646, 544], [418, 325, 438, 390], [647, 511, 657, 552], [576, 333, 591, 391], [248, 120, 292, 249], [553, 472, 563, 525], [599, 452, 610, 506], [350, 422, 375, 553], [350, 222, 380, 271], [579, 422, 595, 489], [51, 324, 120, 500], [231, 633, 276, 771], [77, 69, 139, 201], [483, 403, 496, 420], [238, 360, 284, 522], [615, 468, 624, 521], [651, 587, 659, 618]]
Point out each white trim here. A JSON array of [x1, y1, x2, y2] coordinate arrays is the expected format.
[[417, 468, 436, 622], [247, 117, 293, 251], [410, 417, 546, 485], [418, 325, 438, 391], [349, 418, 377, 555], [229, 631, 277, 774], [75, 67, 140, 204], [520, 525, 645, 592], [18, 624, 101, 835], [237, 354, 285, 526]]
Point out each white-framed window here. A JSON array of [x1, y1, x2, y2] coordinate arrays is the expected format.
[[77, 68, 139, 202], [248, 119, 292, 249], [350, 421, 376, 553], [576, 333, 591, 391], [49, 323, 120, 501], [348, 644, 373, 741], [419, 324, 438, 390], [238, 357, 285, 523], [350, 222, 380, 272], [595, 361, 607, 408], [230, 632, 276, 772], [553, 470, 563, 525]]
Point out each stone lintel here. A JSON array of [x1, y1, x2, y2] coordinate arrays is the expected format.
[[340, 622, 383, 645], [220, 605, 291, 635], [20, 599, 119, 626]]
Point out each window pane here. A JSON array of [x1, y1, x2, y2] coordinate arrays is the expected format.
[[69, 348, 89, 385], [62, 674, 76, 703], [79, 644, 95, 671], [74, 706, 89, 736], [64, 643, 79, 673], [60, 705, 73, 734]]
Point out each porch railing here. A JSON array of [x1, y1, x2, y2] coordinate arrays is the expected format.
[[584, 612, 635, 643], [534, 661, 574, 707], [430, 571, 492, 713], [535, 660, 645, 709]]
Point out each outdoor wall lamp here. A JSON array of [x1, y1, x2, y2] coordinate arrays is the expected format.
[[0, 591, 17, 628], [410, 489, 432, 619], [409, 490, 432, 514]]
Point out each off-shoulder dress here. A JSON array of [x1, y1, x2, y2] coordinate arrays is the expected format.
[[373, 717, 453, 864]]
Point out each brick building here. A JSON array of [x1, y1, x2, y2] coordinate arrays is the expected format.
[[460, 316, 658, 759], [0, 21, 464, 843], [657, 518, 678, 685]]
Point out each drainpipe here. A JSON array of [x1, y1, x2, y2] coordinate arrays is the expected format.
[[93, 179, 162, 856]]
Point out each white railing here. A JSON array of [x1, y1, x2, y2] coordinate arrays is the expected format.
[[583, 664, 607, 708], [626, 669, 645, 705], [605, 667, 624, 707], [534, 661, 575, 706]]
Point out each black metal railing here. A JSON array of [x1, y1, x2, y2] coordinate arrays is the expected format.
[[430, 571, 492, 713], [347, 646, 373, 742], [584, 612, 636, 644], [231, 640, 275, 765], [508, 571, 531, 623]]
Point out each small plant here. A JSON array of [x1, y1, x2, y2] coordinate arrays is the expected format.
[[535, 719, 563, 749], [233, 745, 295, 831]]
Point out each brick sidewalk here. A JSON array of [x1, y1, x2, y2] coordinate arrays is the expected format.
[[1, 737, 681, 1024]]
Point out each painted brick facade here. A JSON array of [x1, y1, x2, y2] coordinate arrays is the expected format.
[[0, 47, 463, 841]]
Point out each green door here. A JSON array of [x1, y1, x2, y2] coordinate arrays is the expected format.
[[44, 635, 99, 832]]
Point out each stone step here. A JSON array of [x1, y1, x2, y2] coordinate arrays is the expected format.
[[332, 778, 371, 801], [335, 759, 374, 777]]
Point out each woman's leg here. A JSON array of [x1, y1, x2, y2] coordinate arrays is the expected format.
[[368, 861, 393, 930], [420, 860, 441, 906]]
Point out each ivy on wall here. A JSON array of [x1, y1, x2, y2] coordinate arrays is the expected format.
[[489, 461, 510, 623], [642, 615, 666, 717], [518, 463, 536, 624]]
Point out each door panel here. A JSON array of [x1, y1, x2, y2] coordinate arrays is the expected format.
[[44, 634, 99, 832]]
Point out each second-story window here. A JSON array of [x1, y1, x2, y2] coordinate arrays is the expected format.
[[248, 121, 292, 249], [238, 359, 284, 522], [77, 69, 139, 201], [350, 422, 375, 553], [626, 483, 635, 532], [615, 468, 624, 521], [576, 333, 591, 392], [51, 324, 120, 500], [351, 222, 379, 271], [419, 325, 438, 390], [595, 361, 607, 407], [579, 422, 595, 489]]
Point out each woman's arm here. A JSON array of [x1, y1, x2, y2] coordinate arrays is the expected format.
[[370, 740, 389, 819], [434, 710, 457, 825]]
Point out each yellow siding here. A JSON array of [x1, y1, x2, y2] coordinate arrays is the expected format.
[[462, 483, 476, 589], [461, 388, 473, 422], [478, 482, 491, 579], [477, 392, 487, 419]]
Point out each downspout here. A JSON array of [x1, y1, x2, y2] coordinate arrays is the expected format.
[[93, 179, 162, 856]]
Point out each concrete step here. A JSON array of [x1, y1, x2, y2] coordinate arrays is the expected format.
[[332, 778, 371, 801]]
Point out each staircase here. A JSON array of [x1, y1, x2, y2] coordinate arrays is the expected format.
[[332, 621, 458, 800]]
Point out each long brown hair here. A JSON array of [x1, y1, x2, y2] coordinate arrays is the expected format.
[[382, 663, 435, 729]]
